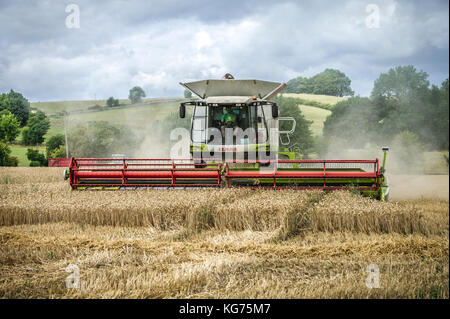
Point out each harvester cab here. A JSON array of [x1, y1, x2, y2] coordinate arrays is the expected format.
[[179, 75, 297, 164]]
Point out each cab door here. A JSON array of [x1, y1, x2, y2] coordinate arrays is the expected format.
[[256, 105, 268, 144], [191, 105, 207, 144]]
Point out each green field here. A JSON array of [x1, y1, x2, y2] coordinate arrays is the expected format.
[[9, 145, 46, 167], [36, 98, 187, 141], [282, 93, 347, 105], [65, 101, 182, 129], [31, 97, 183, 115], [298, 104, 331, 136], [44, 116, 65, 140]]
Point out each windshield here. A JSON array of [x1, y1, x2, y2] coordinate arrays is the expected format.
[[191, 104, 268, 145], [209, 106, 251, 131]]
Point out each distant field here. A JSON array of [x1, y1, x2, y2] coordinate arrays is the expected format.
[[282, 93, 348, 105], [43, 103, 186, 141], [45, 117, 65, 140], [36, 98, 188, 142], [298, 104, 331, 136], [31, 97, 183, 115], [65, 101, 182, 129], [9, 145, 46, 167], [32, 99, 128, 114]]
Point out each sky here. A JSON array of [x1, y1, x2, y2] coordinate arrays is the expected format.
[[0, 0, 448, 101]]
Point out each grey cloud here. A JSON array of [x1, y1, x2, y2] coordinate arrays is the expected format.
[[0, 0, 448, 101]]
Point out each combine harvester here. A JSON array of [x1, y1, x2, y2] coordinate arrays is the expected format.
[[66, 74, 390, 200]]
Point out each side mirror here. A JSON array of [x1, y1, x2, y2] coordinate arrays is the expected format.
[[179, 104, 185, 118], [272, 103, 278, 118]]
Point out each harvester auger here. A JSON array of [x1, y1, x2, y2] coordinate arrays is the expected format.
[[65, 74, 390, 201]]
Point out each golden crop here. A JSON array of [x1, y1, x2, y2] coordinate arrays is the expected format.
[[0, 167, 448, 298]]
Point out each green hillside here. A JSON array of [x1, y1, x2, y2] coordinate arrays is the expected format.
[[37, 98, 186, 140], [31, 97, 183, 114], [65, 101, 182, 128], [298, 104, 331, 136], [9, 145, 46, 167], [282, 93, 347, 105]]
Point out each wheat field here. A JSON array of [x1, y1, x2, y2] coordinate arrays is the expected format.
[[0, 167, 448, 298]]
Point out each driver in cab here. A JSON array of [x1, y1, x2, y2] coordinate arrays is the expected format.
[[220, 106, 239, 136]]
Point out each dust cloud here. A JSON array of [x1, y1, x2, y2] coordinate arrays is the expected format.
[[389, 175, 449, 200], [321, 141, 449, 200]]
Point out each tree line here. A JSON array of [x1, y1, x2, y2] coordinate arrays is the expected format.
[[0, 85, 149, 166], [321, 65, 448, 171], [323, 65, 448, 149], [0, 90, 56, 166], [1, 67, 448, 167], [286, 69, 354, 97]]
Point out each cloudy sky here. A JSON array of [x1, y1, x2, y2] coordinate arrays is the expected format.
[[0, 0, 448, 101]]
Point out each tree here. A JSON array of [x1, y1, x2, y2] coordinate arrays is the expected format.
[[371, 65, 430, 99], [0, 111, 20, 143], [107, 96, 120, 107], [49, 145, 66, 158], [107, 97, 115, 107], [285, 69, 354, 97], [322, 66, 449, 159], [423, 79, 449, 149], [68, 121, 140, 157], [323, 97, 381, 149], [286, 76, 308, 93], [0, 142, 10, 166], [128, 86, 146, 104], [309, 69, 354, 97], [0, 90, 31, 126], [0, 142, 18, 166], [46, 134, 65, 158], [184, 89, 192, 98], [271, 96, 314, 153], [26, 148, 47, 166], [21, 111, 50, 145], [21, 126, 31, 145], [371, 66, 448, 149]]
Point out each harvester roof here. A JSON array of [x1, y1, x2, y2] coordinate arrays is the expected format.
[[180, 79, 286, 101], [203, 96, 256, 105]]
